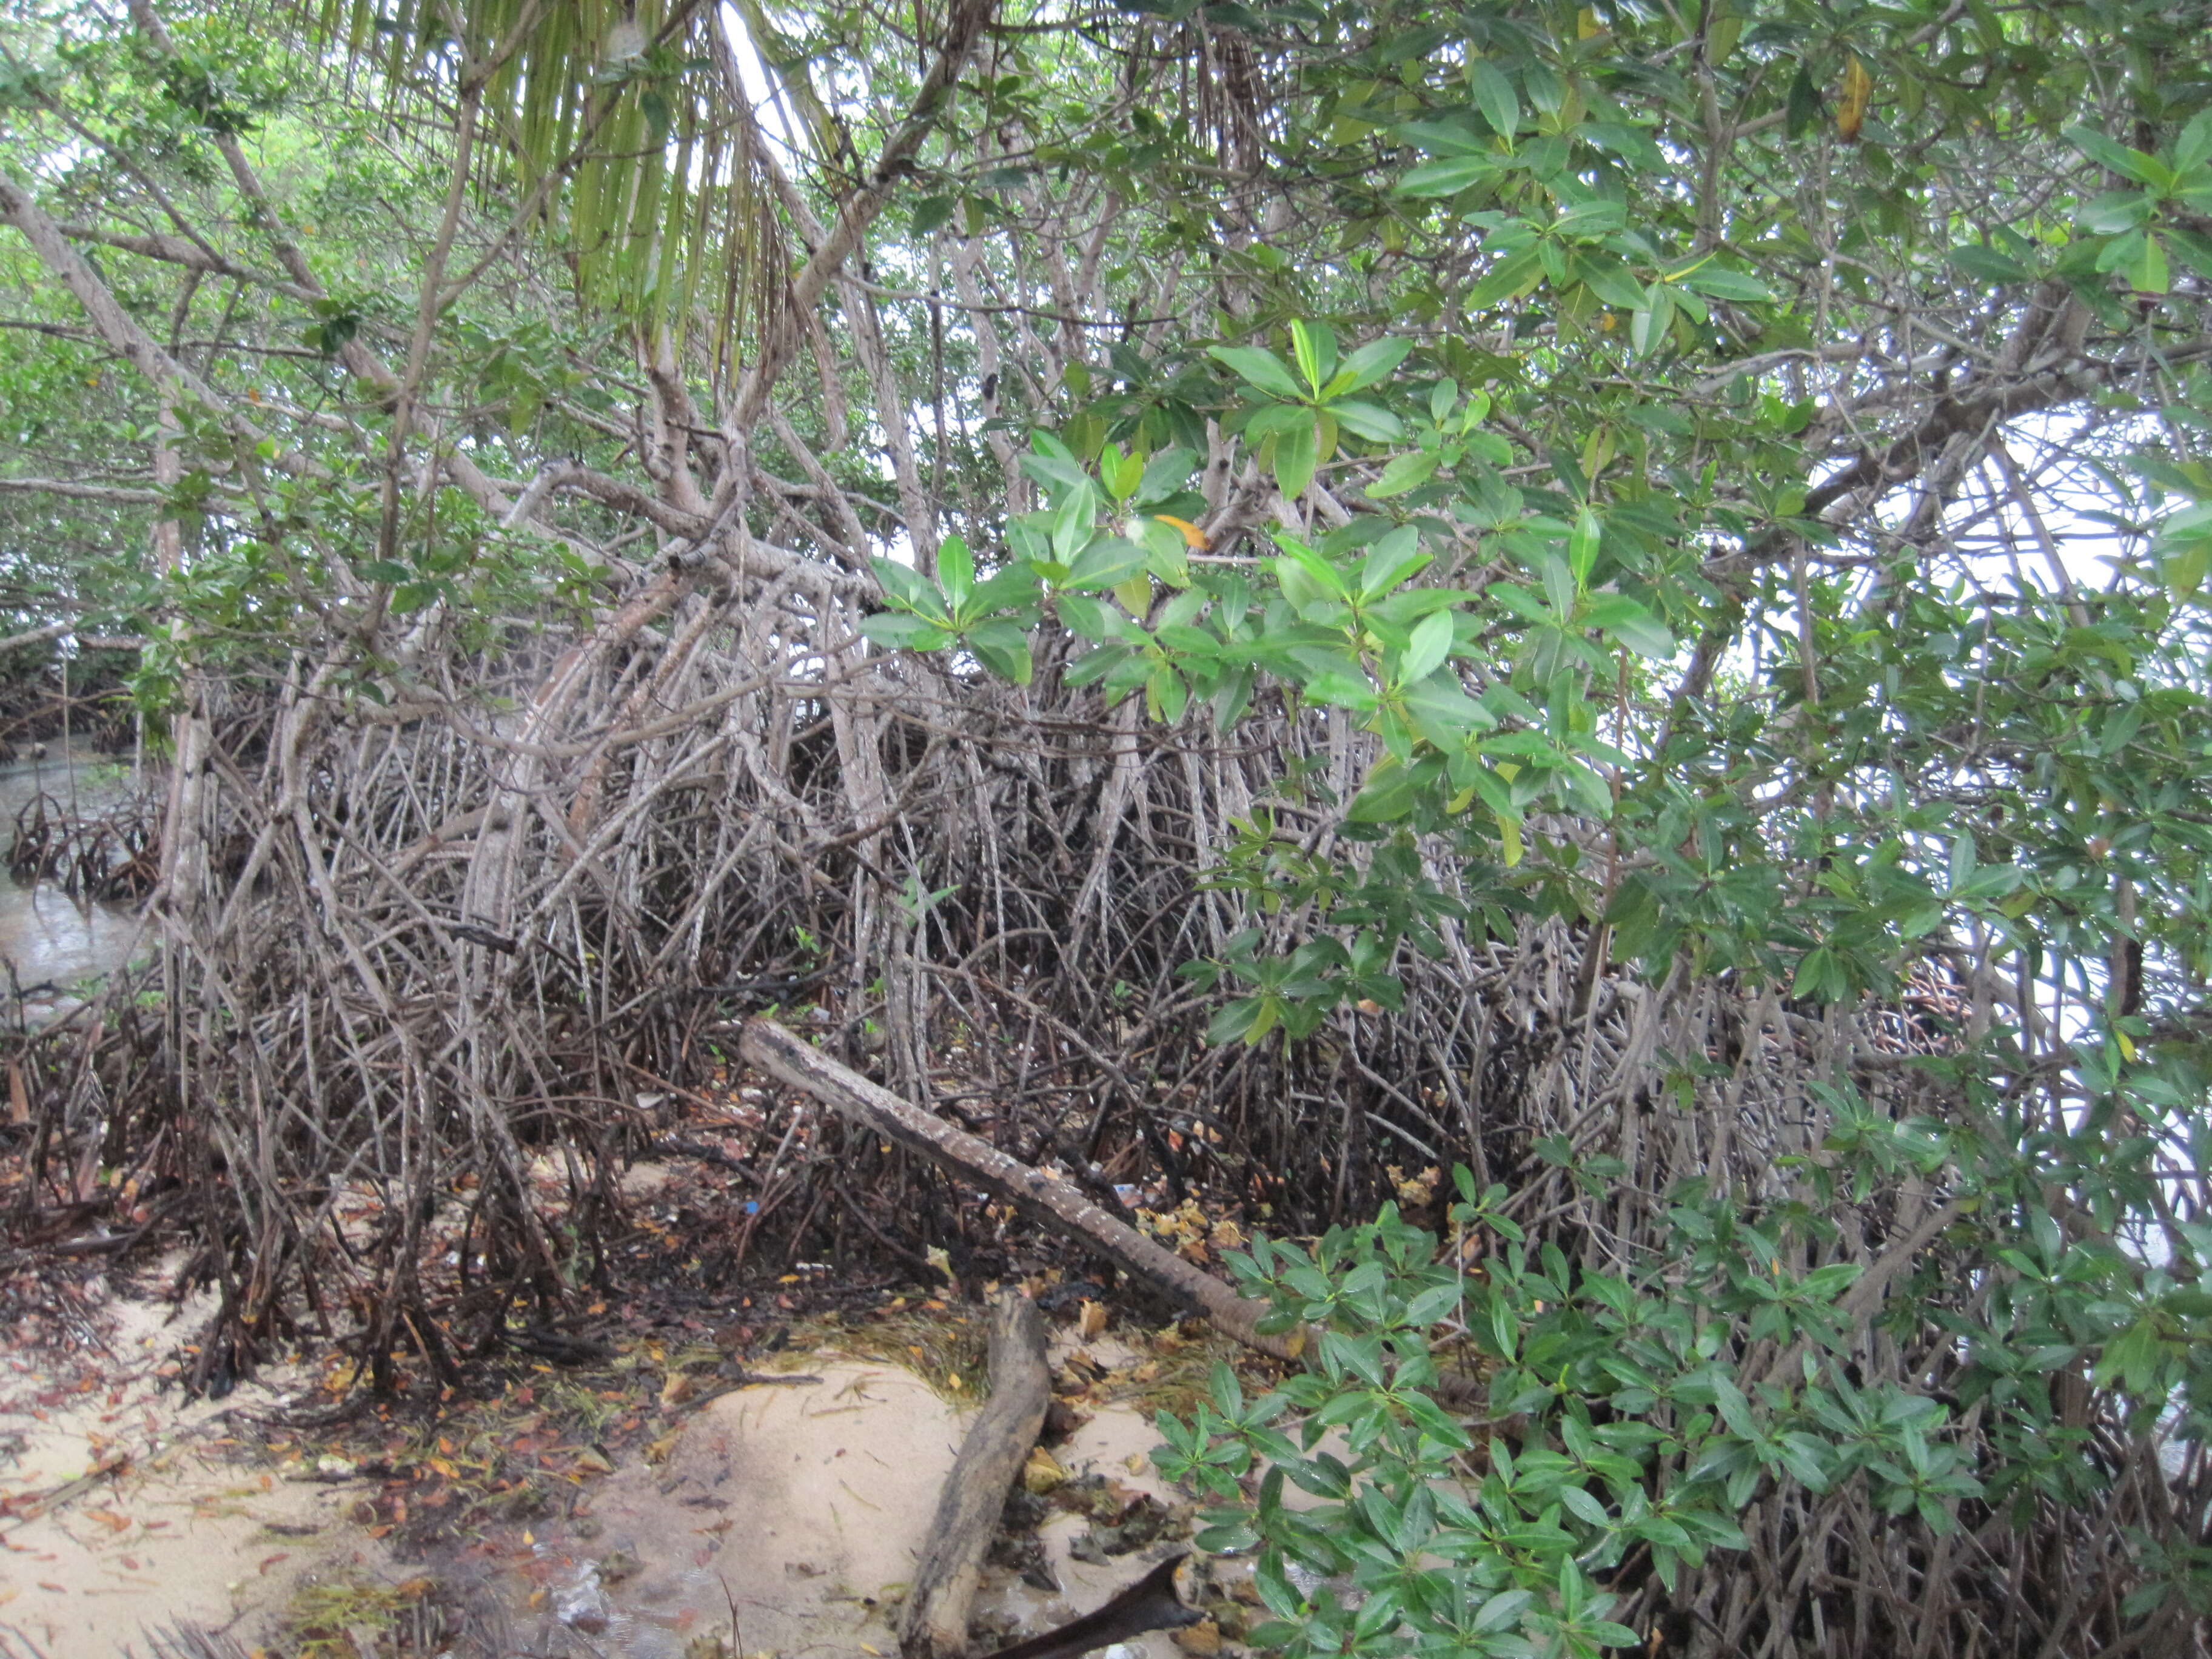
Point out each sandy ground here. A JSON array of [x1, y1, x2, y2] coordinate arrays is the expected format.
[[426, 1347, 1200, 1659], [0, 1291, 394, 1658], [1, 1279, 1219, 1659]]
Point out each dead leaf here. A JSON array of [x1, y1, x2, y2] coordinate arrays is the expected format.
[[1174, 1619, 1222, 1656], [1078, 1299, 1107, 1341], [1022, 1446, 1068, 1496], [1837, 53, 1872, 141]]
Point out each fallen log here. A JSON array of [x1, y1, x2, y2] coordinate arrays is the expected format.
[[737, 1017, 1299, 1362], [902, 1289, 1052, 1659]]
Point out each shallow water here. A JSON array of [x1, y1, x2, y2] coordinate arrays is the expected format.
[[0, 751, 147, 1013]]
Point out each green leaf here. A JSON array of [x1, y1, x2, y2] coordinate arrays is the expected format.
[[2128, 233, 2170, 295], [1403, 670, 1495, 748], [1399, 609, 1455, 686], [1359, 526, 1431, 601], [1567, 506, 1601, 583], [1948, 244, 2032, 285], [871, 555, 951, 625], [1402, 1281, 1463, 1326], [1468, 246, 1544, 308], [1368, 448, 1441, 498], [1289, 319, 1336, 395], [2066, 124, 2174, 190], [1399, 155, 1496, 196], [1208, 344, 1305, 402], [1469, 58, 1518, 142], [1329, 400, 1404, 443], [1138, 517, 1192, 585], [1580, 120, 1664, 170], [1138, 446, 1199, 501], [858, 612, 953, 649], [1307, 669, 1380, 711], [1786, 60, 1820, 138], [1574, 252, 1649, 310], [1347, 754, 1423, 820], [1273, 418, 1318, 500], [1324, 337, 1412, 397], [1051, 483, 1099, 565], [967, 617, 1033, 684], [2177, 107, 2212, 173], [1580, 594, 1675, 659], [1675, 266, 1772, 303], [937, 534, 974, 612], [910, 193, 956, 236], [1630, 286, 1676, 355], [1067, 535, 1150, 590], [1057, 594, 1128, 642]]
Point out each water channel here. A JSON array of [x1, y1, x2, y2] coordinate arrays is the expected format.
[[0, 749, 149, 1022]]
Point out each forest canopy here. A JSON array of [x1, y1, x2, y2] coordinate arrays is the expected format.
[[4, 0, 2212, 1654]]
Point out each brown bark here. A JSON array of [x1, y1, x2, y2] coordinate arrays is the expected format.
[[902, 1289, 1051, 1659], [736, 1018, 1301, 1361]]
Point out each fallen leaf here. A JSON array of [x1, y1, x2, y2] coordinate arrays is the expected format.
[[1022, 1447, 1068, 1496], [1174, 1619, 1222, 1656]]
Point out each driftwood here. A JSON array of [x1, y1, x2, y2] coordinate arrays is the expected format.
[[902, 1289, 1052, 1659], [737, 1018, 1299, 1361], [984, 1554, 1202, 1659]]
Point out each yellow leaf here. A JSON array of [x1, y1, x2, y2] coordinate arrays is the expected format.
[[1154, 514, 1208, 550], [1022, 1446, 1069, 1495], [1837, 53, 1873, 141]]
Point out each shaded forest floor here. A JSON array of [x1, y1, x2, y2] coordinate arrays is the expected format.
[[0, 1059, 1279, 1659]]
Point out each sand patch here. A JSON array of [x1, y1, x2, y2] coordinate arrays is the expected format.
[[0, 1290, 392, 1657]]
